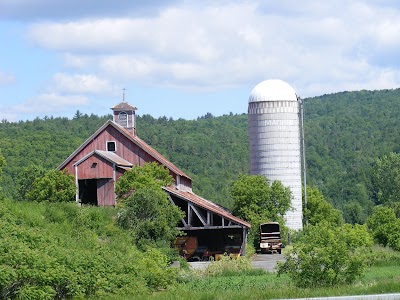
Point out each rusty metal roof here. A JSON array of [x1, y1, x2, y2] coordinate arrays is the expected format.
[[111, 102, 138, 111], [163, 186, 251, 228]]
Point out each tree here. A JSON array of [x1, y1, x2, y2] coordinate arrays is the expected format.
[[115, 162, 174, 199], [117, 188, 184, 247], [367, 205, 400, 250], [372, 152, 400, 206], [278, 223, 372, 287], [303, 187, 343, 227], [343, 202, 365, 225], [0, 150, 4, 191], [15, 164, 46, 201], [231, 174, 291, 222], [230, 174, 292, 244], [115, 162, 184, 247], [26, 169, 75, 203]]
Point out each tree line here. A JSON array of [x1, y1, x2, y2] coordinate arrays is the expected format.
[[2, 88, 400, 221]]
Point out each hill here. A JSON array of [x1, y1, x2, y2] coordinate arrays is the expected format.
[[1, 88, 400, 220]]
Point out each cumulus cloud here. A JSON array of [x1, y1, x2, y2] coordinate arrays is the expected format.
[[21, 1, 400, 97], [15, 93, 89, 113], [50, 73, 115, 95], [0, 71, 16, 85]]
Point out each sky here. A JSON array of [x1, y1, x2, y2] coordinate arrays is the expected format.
[[1, 0, 400, 122]]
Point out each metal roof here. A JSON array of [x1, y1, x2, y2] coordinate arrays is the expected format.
[[58, 120, 191, 180], [73, 150, 133, 167], [249, 79, 298, 103], [111, 101, 138, 111], [163, 186, 251, 228]]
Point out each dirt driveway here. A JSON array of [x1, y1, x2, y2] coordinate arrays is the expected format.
[[251, 253, 285, 272]]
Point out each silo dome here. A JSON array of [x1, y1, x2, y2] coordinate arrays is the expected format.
[[249, 79, 298, 103]]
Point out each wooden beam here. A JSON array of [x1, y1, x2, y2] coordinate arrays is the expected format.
[[189, 203, 207, 226]]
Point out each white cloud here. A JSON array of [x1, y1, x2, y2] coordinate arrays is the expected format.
[[15, 93, 89, 114], [50, 73, 115, 95], [23, 1, 400, 97], [0, 71, 16, 85]]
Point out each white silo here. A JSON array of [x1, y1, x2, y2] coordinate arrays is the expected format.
[[248, 79, 303, 231]]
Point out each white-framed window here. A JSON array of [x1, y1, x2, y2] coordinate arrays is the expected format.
[[118, 111, 128, 127], [106, 141, 116, 152]]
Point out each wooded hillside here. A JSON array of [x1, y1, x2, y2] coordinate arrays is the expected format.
[[1, 88, 400, 220]]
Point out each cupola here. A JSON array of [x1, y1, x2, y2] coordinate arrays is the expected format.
[[111, 101, 137, 135]]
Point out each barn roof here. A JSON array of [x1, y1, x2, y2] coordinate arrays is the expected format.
[[57, 120, 191, 180], [73, 150, 133, 167], [163, 186, 251, 228]]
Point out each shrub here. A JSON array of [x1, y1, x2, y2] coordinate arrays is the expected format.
[[277, 223, 372, 288], [26, 169, 75, 203], [367, 205, 400, 250]]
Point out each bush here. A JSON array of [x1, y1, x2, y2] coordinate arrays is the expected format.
[[26, 169, 75, 203], [367, 205, 400, 250], [0, 199, 180, 298], [277, 223, 372, 288]]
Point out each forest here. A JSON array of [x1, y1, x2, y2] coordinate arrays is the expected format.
[[2, 88, 400, 222]]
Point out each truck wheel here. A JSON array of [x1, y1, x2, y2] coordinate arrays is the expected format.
[[277, 249, 282, 254]]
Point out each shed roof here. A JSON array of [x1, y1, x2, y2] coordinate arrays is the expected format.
[[73, 150, 133, 167], [163, 186, 251, 228]]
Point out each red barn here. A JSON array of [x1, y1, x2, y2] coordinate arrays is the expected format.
[[58, 101, 250, 257]]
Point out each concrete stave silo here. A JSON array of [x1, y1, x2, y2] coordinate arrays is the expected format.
[[248, 79, 303, 231]]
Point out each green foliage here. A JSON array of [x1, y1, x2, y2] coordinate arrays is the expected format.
[[0, 149, 5, 194], [15, 164, 46, 201], [115, 162, 174, 198], [117, 187, 184, 247], [231, 174, 291, 221], [230, 174, 291, 245], [116, 162, 184, 247], [304, 186, 343, 227], [372, 152, 400, 206], [0, 199, 180, 299], [277, 223, 372, 288], [343, 202, 366, 224], [25, 169, 75, 202], [367, 205, 400, 250]]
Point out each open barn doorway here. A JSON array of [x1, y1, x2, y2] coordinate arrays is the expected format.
[[78, 179, 98, 205]]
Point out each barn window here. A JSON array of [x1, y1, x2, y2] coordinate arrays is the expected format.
[[107, 141, 116, 152], [118, 112, 128, 127]]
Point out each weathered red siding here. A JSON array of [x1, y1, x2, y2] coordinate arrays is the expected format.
[[63, 126, 167, 175], [97, 179, 115, 206], [60, 122, 192, 206], [76, 154, 114, 179]]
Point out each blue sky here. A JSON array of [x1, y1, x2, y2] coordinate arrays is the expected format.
[[1, 0, 400, 122]]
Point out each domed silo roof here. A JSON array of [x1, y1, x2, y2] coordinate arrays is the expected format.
[[249, 79, 298, 103]]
